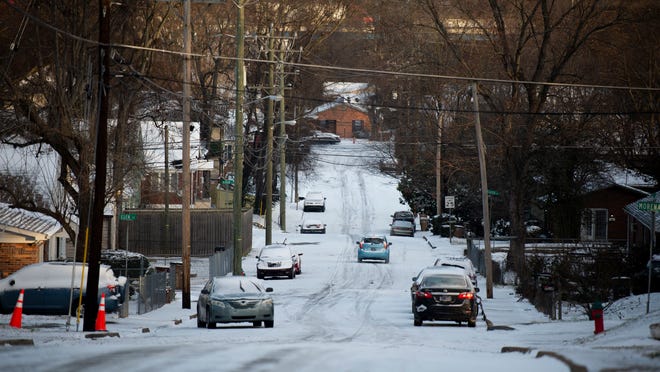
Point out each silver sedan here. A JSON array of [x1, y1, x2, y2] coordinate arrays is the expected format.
[[196, 276, 274, 329]]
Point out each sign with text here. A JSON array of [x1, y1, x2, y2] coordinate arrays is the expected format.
[[445, 196, 455, 209]]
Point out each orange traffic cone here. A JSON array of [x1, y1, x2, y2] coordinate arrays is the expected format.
[[9, 289, 24, 328], [95, 293, 107, 331]]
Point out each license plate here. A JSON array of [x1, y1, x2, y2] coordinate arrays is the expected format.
[[437, 295, 452, 302]]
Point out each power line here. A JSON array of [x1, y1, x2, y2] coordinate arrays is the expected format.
[[4, 0, 659, 93]]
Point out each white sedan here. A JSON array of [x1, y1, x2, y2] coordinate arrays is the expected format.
[[299, 218, 327, 234]]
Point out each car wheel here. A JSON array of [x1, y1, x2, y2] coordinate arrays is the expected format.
[[322, 207, 325, 212], [206, 307, 216, 329], [468, 318, 477, 328], [264, 320, 274, 328], [253, 321, 262, 327], [358, 258, 362, 262], [414, 318, 422, 327], [257, 271, 264, 279], [385, 258, 390, 264], [288, 268, 295, 279]]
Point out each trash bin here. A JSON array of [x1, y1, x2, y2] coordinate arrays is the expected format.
[[420, 215, 429, 231]]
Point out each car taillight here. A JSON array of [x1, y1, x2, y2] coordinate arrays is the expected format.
[[415, 291, 433, 299], [383, 243, 388, 249], [457, 292, 474, 300], [359, 242, 364, 249]]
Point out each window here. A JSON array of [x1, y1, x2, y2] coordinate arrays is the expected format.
[[580, 208, 608, 241], [352, 120, 364, 132]]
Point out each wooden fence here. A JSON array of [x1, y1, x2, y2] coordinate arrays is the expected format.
[[117, 208, 253, 258]]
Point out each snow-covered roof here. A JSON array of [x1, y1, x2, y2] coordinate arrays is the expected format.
[[0, 202, 62, 241]]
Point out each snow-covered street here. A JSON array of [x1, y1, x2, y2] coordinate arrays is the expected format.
[[1, 140, 659, 371]]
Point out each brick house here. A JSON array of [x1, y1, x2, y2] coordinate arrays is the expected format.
[[0, 203, 67, 278], [308, 101, 372, 139]]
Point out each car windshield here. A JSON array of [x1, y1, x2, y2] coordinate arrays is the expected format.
[[212, 278, 263, 294], [421, 275, 468, 288], [393, 220, 412, 227], [363, 237, 384, 244], [259, 248, 290, 258]]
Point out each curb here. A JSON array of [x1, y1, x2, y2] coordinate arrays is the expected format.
[[423, 236, 436, 249], [502, 346, 587, 372], [0, 339, 34, 346]]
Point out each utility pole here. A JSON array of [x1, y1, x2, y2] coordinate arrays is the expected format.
[[84, 0, 111, 331], [265, 26, 275, 245], [181, 0, 192, 309], [232, 0, 245, 275], [436, 111, 442, 218], [278, 42, 287, 232], [472, 82, 493, 299]]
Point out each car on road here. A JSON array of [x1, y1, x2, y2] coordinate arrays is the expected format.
[[357, 235, 391, 263], [434, 256, 478, 286], [256, 244, 302, 279], [299, 218, 327, 234], [391, 211, 416, 231], [302, 191, 326, 212], [390, 220, 415, 237], [196, 276, 274, 329], [0, 261, 126, 315], [412, 266, 479, 327], [304, 130, 341, 144], [410, 266, 449, 308]]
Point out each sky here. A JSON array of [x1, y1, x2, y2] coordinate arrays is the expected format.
[[1, 139, 659, 372]]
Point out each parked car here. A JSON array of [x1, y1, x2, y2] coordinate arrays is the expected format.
[[299, 218, 326, 234], [256, 244, 302, 279], [0, 261, 126, 315], [410, 266, 449, 308], [391, 211, 416, 231], [632, 256, 660, 295], [390, 220, 415, 237], [100, 249, 153, 279], [196, 276, 274, 329], [302, 191, 326, 212], [357, 235, 391, 263], [304, 130, 341, 144], [412, 266, 479, 327], [434, 256, 478, 286]]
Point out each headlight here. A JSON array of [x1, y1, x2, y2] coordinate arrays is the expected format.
[[262, 298, 273, 306], [211, 300, 226, 308]]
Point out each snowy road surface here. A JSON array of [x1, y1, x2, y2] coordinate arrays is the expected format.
[[1, 140, 658, 371]]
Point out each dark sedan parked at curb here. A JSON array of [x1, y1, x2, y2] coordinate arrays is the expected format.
[[197, 276, 274, 329], [412, 266, 479, 327]]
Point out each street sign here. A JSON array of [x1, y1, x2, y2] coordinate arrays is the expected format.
[[488, 190, 499, 196], [638, 202, 660, 212], [120, 213, 137, 221], [445, 196, 455, 209]]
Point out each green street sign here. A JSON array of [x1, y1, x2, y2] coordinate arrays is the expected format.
[[120, 213, 137, 221], [638, 202, 660, 212], [488, 190, 499, 196]]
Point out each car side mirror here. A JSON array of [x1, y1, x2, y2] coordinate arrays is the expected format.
[[298, 197, 305, 201], [266, 287, 273, 293], [412, 277, 417, 281], [201, 289, 209, 294], [298, 253, 303, 256], [475, 287, 480, 293]]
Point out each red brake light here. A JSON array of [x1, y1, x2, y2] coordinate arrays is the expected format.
[[458, 292, 474, 300], [415, 291, 433, 299]]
